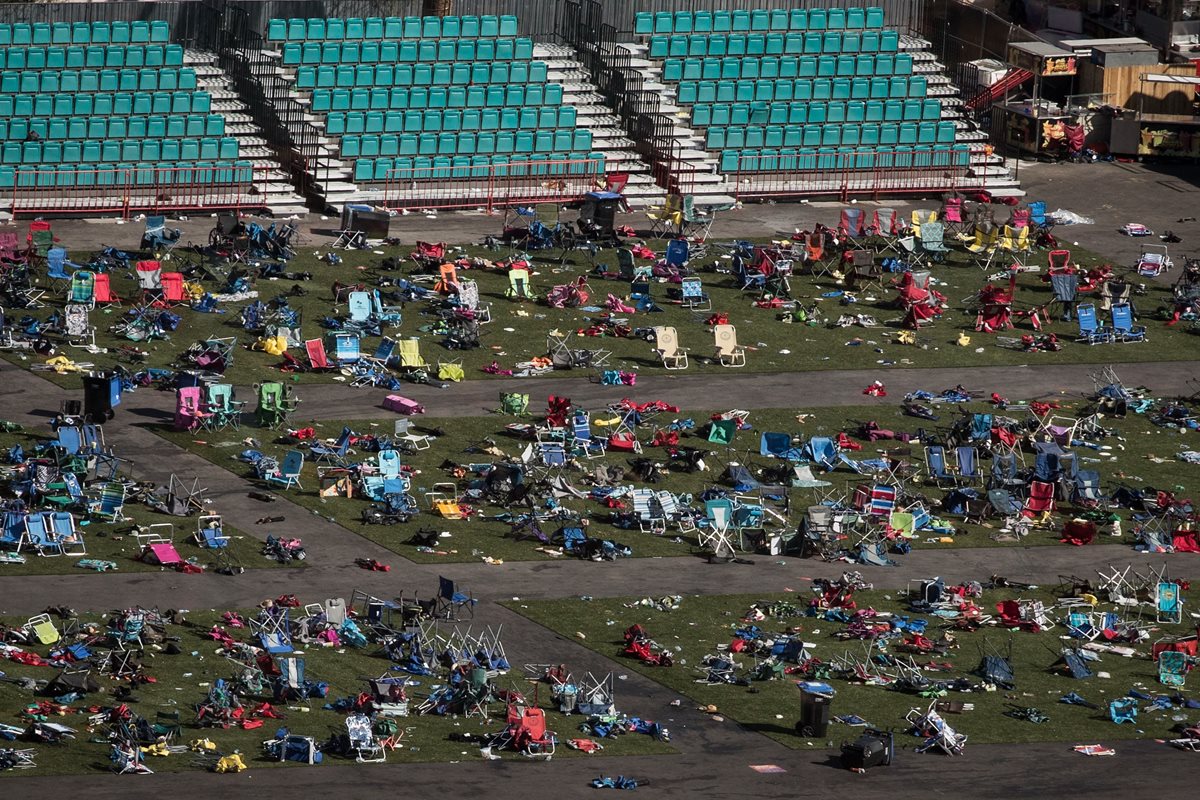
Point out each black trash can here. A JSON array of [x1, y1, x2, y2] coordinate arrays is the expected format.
[[796, 690, 831, 737], [841, 728, 893, 770], [82, 373, 119, 423]]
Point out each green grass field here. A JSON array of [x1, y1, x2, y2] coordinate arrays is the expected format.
[[0, 607, 674, 776], [150, 396, 1200, 564], [5, 231, 1196, 390], [511, 585, 1198, 747]]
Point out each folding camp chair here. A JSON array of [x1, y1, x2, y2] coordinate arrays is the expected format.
[[204, 383, 244, 430], [872, 207, 903, 249], [1023, 481, 1056, 518], [46, 247, 72, 289], [839, 207, 869, 248], [646, 195, 682, 238], [436, 577, 475, 620], [506, 267, 532, 300], [653, 326, 689, 369], [844, 249, 883, 294], [713, 324, 745, 367], [680, 195, 723, 240], [255, 382, 298, 429], [700, 498, 737, 559], [142, 215, 181, 254], [940, 196, 968, 236], [917, 222, 950, 263], [136, 260, 163, 304], [965, 224, 1000, 268], [996, 225, 1032, 266]]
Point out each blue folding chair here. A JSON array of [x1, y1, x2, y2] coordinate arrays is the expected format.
[[1110, 303, 1145, 342], [311, 426, 352, 465], [1075, 304, 1111, 344], [436, 576, 475, 620]]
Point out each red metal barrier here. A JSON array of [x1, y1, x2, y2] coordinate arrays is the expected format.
[[380, 157, 605, 212], [10, 164, 274, 218], [728, 148, 981, 203]]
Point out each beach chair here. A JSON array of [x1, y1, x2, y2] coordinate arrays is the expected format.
[[311, 426, 353, 465], [713, 324, 745, 367], [88, 482, 126, 522], [436, 576, 475, 620], [1157, 581, 1183, 623], [346, 714, 386, 762], [653, 326, 689, 369], [141, 537, 184, 567], [265, 450, 305, 490], [397, 338, 428, 369], [680, 276, 711, 310], [20, 512, 61, 556], [1109, 303, 1145, 342], [195, 514, 230, 549], [955, 447, 981, 485], [92, 273, 122, 306], [1109, 698, 1137, 724], [371, 289, 403, 327], [1158, 650, 1187, 687], [346, 291, 373, 326], [393, 418, 432, 451], [66, 270, 95, 310], [49, 512, 85, 556], [64, 304, 95, 348], [1075, 304, 1111, 344], [435, 263, 460, 294], [305, 339, 334, 371], [924, 446, 956, 487]]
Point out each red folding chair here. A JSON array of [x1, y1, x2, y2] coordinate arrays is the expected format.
[[1022, 481, 1056, 518]]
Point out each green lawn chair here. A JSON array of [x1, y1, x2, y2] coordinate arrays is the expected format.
[[499, 392, 529, 415], [255, 381, 299, 429]]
